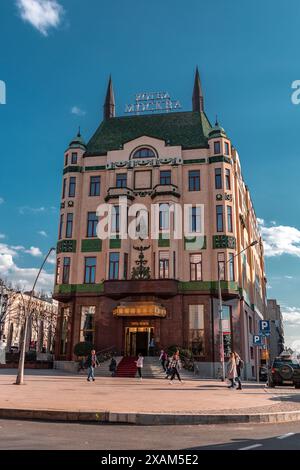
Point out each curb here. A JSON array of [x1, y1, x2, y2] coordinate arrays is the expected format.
[[1, 408, 300, 425]]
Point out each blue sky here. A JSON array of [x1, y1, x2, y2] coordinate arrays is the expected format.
[[0, 0, 300, 347]]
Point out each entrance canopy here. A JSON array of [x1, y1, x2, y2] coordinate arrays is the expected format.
[[113, 302, 166, 318]]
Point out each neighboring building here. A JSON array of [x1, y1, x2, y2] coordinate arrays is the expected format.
[[1, 289, 58, 354], [266, 299, 285, 362], [53, 70, 267, 378]]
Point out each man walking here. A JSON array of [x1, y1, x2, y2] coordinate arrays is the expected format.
[[159, 349, 168, 372], [86, 349, 99, 382], [234, 352, 244, 390]]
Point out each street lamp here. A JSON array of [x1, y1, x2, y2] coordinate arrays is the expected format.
[[15, 247, 56, 385], [218, 240, 258, 381]]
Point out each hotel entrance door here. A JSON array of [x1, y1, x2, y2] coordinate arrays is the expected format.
[[125, 327, 154, 356]]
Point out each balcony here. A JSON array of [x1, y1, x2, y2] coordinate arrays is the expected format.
[[151, 184, 181, 199], [105, 186, 135, 202]]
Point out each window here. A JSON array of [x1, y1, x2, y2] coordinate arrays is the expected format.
[[136, 209, 149, 239], [218, 253, 225, 280], [87, 212, 98, 238], [227, 206, 233, 232], [224, 142, 230, 156], [189, 170, 200, 191], [56, 259, 61, 284], [80, 306, 95, 344], [62, 179, 66, 199], [116, 174, 127, 188], [222, 305, 232, 357], [173, 251, 176, 278], [159, 252, 169, 279], [59, 214, 64, 240], [65, 154, 68, 166], [62, 257, 71, 284], [69, 177, 76, 198], [109, 253, 120, 280], [214, 141, 221, 154], [60, 307, 70, 355], [111, 205, 120, 233], [71, 152, 78, 165], [89, 176, 101, 197], [190, 254, 202, 281], [159, 204, 170, 231], [124, 253, 128, 280], [189, 305, 205, 356], [215, 168, 222, 189], [225, 169, 231, 190], [229, 253, 235, 281], [216, 205, 224, 232], [132, 147, 156, 159], [160, 170, 171, 185], [84, 257, 96, 284], [189, 206, 201, 233], [65, 213, 73, 238]]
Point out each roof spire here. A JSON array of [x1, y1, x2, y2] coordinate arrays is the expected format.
[[77, 126, 81, 137], [192, 66, 204, 112], [103, 75, 115, 120]]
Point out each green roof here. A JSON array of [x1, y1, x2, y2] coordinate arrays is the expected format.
[[85, 111, 212, 156]]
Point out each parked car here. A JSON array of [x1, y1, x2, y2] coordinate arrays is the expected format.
[[259, 366, 268, 382], [268, 356, 300, 388]]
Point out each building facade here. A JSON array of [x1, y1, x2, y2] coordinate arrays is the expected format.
[[266, 299, 285, 363], [53, 70, 267, 378]]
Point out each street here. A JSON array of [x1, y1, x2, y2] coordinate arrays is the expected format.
[[1, 419, 300, 450]]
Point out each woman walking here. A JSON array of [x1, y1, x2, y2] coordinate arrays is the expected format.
[[135, 353, 144, 380], [169, 351, 183, 384], [234, 352, 244, 390], [227, 352, 237, 389]]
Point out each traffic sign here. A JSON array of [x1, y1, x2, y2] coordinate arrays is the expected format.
[[253, 334, 263, 346], [259, 320, 270, 335]]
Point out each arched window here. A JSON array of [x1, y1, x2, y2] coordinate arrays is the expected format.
[[132, 147, 156, 159]]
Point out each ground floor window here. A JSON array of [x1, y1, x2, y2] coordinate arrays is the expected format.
[[60, 307, 70, 355], [80, 306, 96, 344], [222, 305, 232, 358], [188, 305, 205, 357]]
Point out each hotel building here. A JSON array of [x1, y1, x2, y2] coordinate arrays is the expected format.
[[53, 70, 267, 378]]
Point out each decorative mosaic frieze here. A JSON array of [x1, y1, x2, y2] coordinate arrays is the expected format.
[[213, 235, 236, 249], [56, 240, 77, 254]]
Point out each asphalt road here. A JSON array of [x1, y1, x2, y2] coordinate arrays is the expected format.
[[1, 419, 300, 450]]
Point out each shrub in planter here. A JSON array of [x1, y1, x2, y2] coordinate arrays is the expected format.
[[73, 342, 95, 358]]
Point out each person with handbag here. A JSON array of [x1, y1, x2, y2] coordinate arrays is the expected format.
[[227, 352, 237, 389], [109, 356, 117, 377], [169, 351, 183, 384], [86, 349, 99, 382], [234, 352, 244, 390]]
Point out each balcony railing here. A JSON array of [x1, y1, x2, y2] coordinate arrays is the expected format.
[[151, 183, 181, 199], [105, 186, 135, 202]]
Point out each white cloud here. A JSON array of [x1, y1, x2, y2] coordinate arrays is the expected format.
[[0, 234, 5, 239], [38, 230, 48, 237], [71, 106, 86, 117], [259, 220, 300, 258], [0, 198, 4, 205], [19, 206, 46, 215], [282, 307, 300, 327], [47, 251, 56, 265], [25, 246, 43, 257], [16, 0, 64, 36], [0, 242, 54, 292]]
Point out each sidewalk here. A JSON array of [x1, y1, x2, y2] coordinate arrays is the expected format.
[[1, 370, 300, 425]]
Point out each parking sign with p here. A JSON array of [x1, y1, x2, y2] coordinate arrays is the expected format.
[[259, 320, 270, 336]]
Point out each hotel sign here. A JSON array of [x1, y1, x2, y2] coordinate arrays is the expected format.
[[125, 91, 182, 114]]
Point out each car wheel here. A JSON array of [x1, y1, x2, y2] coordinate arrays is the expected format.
[[269, 382, 276, 388], [295, 384, 300, 389]]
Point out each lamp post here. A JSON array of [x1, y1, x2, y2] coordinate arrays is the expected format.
[[218, 240, 258, 381], [15, 247, 55, 385]]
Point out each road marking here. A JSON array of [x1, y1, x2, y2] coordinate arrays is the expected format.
[[277, 433, 295, 440], [239, 444, 262, 451]]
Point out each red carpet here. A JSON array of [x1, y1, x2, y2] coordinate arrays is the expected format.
[[116, 357, 137, 378]]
